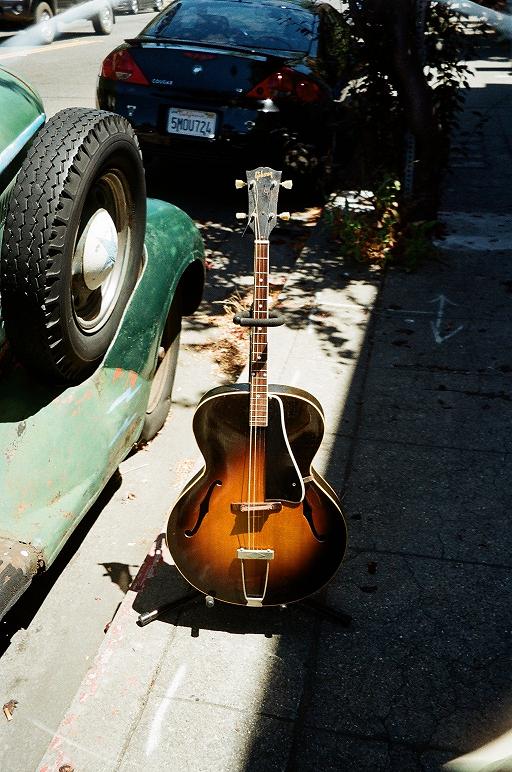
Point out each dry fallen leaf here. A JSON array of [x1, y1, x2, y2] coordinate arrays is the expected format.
[[3, 700, 18, 721]]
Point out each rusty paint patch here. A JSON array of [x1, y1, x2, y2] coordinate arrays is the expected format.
[[113, 368, 123, 381], [56, 393, 74, 405], [16, 421, 26, 437], [128, 371, 138, 388], [49, 492, 62, 506], [72, 389, 95, 408]]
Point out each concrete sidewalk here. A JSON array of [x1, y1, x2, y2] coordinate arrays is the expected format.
[[39, 37, 512, 772]]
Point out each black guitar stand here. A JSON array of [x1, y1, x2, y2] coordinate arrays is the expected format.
[[137, 590, 351, 628], [137, 590, 208, 627]]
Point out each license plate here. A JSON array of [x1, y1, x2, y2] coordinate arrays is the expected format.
[[167, 108, 216, 139]]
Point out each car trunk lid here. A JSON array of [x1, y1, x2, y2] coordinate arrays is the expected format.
[[123, 40, 302, 103]]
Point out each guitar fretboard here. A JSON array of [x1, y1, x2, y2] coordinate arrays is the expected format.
[[250, 239, 269, 427]]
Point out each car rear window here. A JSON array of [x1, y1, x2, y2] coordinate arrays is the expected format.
[[143, 0, 315, 53]]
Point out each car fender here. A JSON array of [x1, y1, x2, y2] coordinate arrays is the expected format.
[[0, 198, 204, 618]]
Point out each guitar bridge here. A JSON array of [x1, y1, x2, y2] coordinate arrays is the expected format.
[[231, 502, 282, 515], [237, 548, 274, 561]]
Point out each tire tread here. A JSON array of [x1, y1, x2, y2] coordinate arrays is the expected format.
[[0, 108, 144, 381]]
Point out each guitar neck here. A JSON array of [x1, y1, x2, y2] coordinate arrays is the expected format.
[[249, 239, 269, 427]]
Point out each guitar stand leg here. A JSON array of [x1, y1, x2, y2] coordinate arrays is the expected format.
[[137, 590, 205, 627], [296, 597, 352, 627]]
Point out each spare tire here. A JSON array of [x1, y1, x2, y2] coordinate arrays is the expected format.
[[0, 108, 146, 383]]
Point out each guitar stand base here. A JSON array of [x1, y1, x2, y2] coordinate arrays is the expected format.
[[137, 590, 207, 627], [137, 592, 351, 628]]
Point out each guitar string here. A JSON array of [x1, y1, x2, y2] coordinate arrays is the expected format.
[[256, 181, 272, 555], [257, 196, 267, 554], [253, 181, 262, 553], [255, 181, 270, 555], [253, 182, 267, 554], [259, 186, 270, 553], [249, 178, 260, 554], [248, 177, 272, 564]]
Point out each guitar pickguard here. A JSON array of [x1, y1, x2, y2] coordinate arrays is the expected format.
[[265, 395, 304, 503], [303, 489, 327, 542]]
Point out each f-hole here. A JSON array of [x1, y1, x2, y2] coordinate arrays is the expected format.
[[185, 480, 222, 537]]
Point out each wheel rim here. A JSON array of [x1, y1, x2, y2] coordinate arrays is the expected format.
[[100, 5, 113, 29], [147, 345, 169, 413], [147, 337, 177, 412], [37, 10, 53, 42], [71, 170, 133, 335]]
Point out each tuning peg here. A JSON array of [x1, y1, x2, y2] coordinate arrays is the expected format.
[[236, 212, 248, 220], [281, 180, 293, 190], [278, 212, 291, 221], [235, 179, 247, 189]]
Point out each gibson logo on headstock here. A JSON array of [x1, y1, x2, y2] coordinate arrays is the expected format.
[[255, 170, 273, 180]]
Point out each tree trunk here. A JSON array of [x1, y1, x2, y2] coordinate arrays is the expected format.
[[350, 0, 443, 219]]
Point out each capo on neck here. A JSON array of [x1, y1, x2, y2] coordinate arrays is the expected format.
[[233, 311, 285, 327]]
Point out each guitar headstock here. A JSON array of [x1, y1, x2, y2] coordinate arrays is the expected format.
[[236, 167, 289, 240]]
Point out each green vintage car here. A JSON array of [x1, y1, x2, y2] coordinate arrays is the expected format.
[[0, 67, 205, 619]]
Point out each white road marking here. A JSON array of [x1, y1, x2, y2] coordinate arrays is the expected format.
[[0, 37, 101, 60], [430, 294, 464, 345]]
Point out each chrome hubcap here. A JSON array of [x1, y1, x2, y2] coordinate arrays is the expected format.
[[71, 171, 132, 334]]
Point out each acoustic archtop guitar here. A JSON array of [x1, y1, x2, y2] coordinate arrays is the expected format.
[[166, 167, 347, 607]]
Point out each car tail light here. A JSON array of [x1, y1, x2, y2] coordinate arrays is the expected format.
[[100, 49, 149, 85], [247, 67, 323, 103]]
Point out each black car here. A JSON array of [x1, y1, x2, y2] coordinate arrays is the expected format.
[[96, 0, 349, 191]]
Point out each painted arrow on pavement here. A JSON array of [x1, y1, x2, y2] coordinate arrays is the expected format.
[[430, 294, 464, 345]]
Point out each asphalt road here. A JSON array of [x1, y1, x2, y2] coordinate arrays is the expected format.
[[0, 11, 150, 114], [0, 16, 316, 769]]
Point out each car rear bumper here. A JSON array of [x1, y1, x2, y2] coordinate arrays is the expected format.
[[138, 128, 283, 167], [97, 82, 333, 166]]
